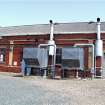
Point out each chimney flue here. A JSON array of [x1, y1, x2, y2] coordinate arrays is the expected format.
[[49, 20, 54, 41], [97, 18, 100, 22], [95, 18, 103, 57], [97, 17, 101, 40], [49, 20, 53, 24]]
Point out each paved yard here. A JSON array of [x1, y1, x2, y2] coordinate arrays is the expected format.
[[0, 72, 105, 105]]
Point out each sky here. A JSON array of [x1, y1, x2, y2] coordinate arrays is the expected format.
[[0, 0, 105, 26]]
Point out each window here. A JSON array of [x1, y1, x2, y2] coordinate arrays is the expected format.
[[56, 48, 62, 64], [0, 48, 6, 63]]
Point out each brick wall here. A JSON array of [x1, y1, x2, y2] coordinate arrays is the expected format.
[[0, 33, 104, 77]]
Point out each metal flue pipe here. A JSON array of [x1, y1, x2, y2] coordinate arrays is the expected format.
[[49, 20, 54, 41], [48, 20, 56, 56], [38, 20, 56, 79], [48, 20, 56, 79], [97, 18, 101, 40], [95, 18, 103, 57], [95, 18, 103, 78]]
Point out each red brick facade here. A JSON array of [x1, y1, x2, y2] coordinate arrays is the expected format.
[[0, 32, 104, 78]]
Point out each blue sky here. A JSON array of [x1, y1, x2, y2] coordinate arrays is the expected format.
[[0, 0, 105, 26]]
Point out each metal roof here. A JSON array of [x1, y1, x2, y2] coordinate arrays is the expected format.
[[0, 22, 105, 36]]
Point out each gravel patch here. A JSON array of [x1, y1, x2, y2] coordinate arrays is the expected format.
[[0, 72, 105, 105]]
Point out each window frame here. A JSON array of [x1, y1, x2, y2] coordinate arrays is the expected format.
[[0, 48, 6, 63], [56, 47, 62, 64]]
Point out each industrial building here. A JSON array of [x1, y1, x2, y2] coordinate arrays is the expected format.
[[0, 18, 104, 78]]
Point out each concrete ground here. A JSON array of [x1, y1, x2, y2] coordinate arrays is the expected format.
[[0, 72, 105, 105]]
